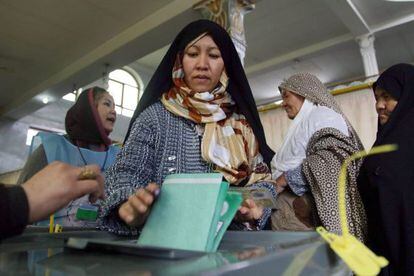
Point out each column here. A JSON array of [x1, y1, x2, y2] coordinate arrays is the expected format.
[[357, 34, 379, 77], [194, 0, 256, 66]]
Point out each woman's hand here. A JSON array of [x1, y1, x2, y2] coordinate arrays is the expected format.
[[118, 183, 160, 227], [235, 199, 263, 223], [275, 173, 288, 193]]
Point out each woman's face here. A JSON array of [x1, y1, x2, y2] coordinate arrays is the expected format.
[[281, 89, 305, 119], [374, 87, 398, 125], [96, 92, 116, 133], [182, 35, 225, 92]]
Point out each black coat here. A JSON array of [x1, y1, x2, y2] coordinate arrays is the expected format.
[[358, 63, 414, 275], [0, 184, 29, 240]]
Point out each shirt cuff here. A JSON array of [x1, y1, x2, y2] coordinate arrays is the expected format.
[[285, 165, 308, 196], [1, 185, 29, 239]]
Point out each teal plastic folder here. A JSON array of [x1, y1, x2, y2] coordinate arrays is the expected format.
[[137, 173, 242, 252]]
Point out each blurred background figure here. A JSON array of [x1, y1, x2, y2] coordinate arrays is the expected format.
[[18, 86, 120, 227], [271, 73, 366, 242]]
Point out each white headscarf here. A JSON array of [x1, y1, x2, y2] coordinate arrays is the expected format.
[[271, 99, 349, 179]]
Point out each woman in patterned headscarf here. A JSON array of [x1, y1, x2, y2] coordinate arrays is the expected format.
[[358, 63, 414, 275], [270, 73, 366, 242], [99, 20, 276, 235]]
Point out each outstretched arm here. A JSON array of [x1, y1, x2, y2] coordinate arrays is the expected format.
[[23, 161, 104, 223], [1, 162, 104, 240]]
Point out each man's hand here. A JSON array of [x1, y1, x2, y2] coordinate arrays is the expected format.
[[22, 161, 104, 223]]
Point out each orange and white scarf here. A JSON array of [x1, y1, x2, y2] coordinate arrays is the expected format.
[[161, 54, 270, 185]]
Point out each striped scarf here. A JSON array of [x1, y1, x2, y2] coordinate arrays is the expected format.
[[161, 55, 270, 185]]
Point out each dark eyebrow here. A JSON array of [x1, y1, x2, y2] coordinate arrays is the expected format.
[[186, 45, 200, 51], [104, 98, 114, 104], [186, 45, 220, 52]]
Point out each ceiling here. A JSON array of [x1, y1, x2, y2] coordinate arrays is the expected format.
[[1, 0, 414, 118]]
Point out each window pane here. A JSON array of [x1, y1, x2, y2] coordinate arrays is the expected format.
[[122, 108, 134, 118], [109, 69, 137, 87], [62, 93, 76, 102], [76, 88, 83, 99], [108, 80, 123, 106], [123, 86, 138, 110], [115, 106, 122, 115], [26, 129, 40, 146]]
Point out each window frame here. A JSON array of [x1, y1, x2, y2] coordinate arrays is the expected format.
[[62, 67, 143, 118]]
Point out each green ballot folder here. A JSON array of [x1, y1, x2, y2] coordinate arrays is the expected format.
[[137, 173, 243, 252]]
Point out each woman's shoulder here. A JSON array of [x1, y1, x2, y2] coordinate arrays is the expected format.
[[308, 105, 340, 119], [138, 101, 191, 124], [131, 101, 182, 133], [307, 105, 349, 136], [138, 101, 169, 120]]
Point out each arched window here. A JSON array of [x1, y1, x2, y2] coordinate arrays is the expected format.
[[108, 68, 142, 117], [62, 88, 82, 102], [62, 68, 142, 118]]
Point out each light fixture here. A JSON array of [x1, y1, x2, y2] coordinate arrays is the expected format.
[[42, 97, 49, 104]]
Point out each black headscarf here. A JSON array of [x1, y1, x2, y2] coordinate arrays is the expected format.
[[373, 63, 414, 144], [358, 63, 414, 275], [65, 86, 112, 148], [125, 19, 274, 164]]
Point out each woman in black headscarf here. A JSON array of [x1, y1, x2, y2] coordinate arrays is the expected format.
[[357, 63, 414, 275], [99, 20, 276, 235]]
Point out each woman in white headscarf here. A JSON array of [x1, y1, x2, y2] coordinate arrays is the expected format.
[[271, 73, 366, 242]]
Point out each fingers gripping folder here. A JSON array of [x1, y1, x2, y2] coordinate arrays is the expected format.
[[137, 173, 243, 252]]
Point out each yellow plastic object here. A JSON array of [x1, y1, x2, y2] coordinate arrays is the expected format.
[[49, 214, 63, 233], [317, 227, 388, 275], [49, 214, 54, 233], [54, 224, 63, 233], [317, 144, 397, 276]]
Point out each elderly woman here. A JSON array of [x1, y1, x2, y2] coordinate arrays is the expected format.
[[271, 73, 366, 241], [99, 20, 276, 235], [357, 63, 414, 275]]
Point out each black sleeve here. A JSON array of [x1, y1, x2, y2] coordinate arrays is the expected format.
[[0, 184, 29, 240], [17, 145, 48, 185]]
